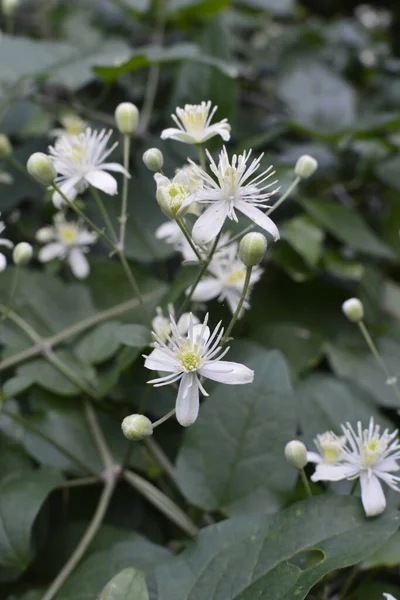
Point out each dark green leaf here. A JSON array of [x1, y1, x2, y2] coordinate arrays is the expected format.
[[98, 568, 149, 600], [116, 324, 150, 348]]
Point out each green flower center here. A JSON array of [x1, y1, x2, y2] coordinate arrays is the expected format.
[[179, 350, 201, 372]]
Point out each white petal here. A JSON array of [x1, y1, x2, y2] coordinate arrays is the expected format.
[[52, 177, 79, 207], [0, 238, 13, 248], [176, 373, 200, 427], [377, 458, 400, 472], [160, 128, 195, 144], [360, 472, 387, 517], [236, 201, 280, 241], [85, 170, 118, 196], [383, 594, 397, 600], [144, 348, 178, 372], [311, 463, 356, 482], [306, 451, 323, 464], [0, 253, 6, 272], [38, 242, 65, 263], [192, 202, 230, 246], [177, 313, 199, 336], [199, 361, 254, 384], [102, 162, 130, 177], [190, 278, 222, 302], [155, 221, 182, 243], [68, 248, 90, 279]]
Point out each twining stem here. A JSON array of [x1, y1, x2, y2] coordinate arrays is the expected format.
[[123, 469, 197, 536], [358, 320, 400, 404], [41, 475, 117, 600], [0, 304, 41, 343], [197, 144, 206, 170], [119, 134, 131, 251], [152, 408, 176, 429], [91, 186, 119, 245], [176, 218, 204, 263], [46, 349, 99, 399], [222, 267, 252, 344], [300, 469, 312, 498], [145, 437, 177, 483], [84, 400, 114, 470]]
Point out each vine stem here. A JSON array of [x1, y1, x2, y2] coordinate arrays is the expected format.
[[300, 469, 312, 497], [41, 475, 117, 600], [152, 408, 176, 428], [91, 186, 119, 244], [119, 134, 131, 251], [84, 400, 114, 470], [176, 218, 204, 263], [221, 266, 252, 344]]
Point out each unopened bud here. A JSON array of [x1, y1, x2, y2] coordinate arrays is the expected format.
[[2, 0, 19, 16], [13, 242, 33, 266], [155, 173, 190, 220], [115, 102, 139, 135], [342, 298, 364, 322], [0, 134, 12, 158], [36, 227, 54, 243], [294, 154, 318, 179], [143, 148, 164, 172], [121, 414, 153, 441], [27, 152, 56, 186], [285, 440, 308, 470], [239, 232, 267, 267]]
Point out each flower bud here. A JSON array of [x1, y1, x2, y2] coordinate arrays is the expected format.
[[121, 414, 153, 441], [294, 154, 318, 179], [2, 0, 19, 16], [36, 227, 54, 243], [239, 232, 267, 267], [285, 440, 308, 470], [0, 134, 12, 158], [13, 242, 33, 266], [27, 152, 56, 186], [143, 148, 164, 172], [342, 298, 364, 323], [115, 102, 139, 135], [155, 173, 190, 220]]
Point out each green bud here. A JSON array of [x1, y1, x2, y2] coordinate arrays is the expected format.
[[143, 148, 164, 172], [121, 414, 153, 441], [27, 152, 56, 186], [115, 102, 139, 135], [239, 232, 267, 267], [36, 227, 54, 243], [284, 440, 308, 469], [342, 298, 364, 323], [294, 154, 318, 179], [13, 242, 33, 266], [0, 134, 12, 158]]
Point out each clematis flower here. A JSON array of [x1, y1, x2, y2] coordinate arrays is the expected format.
[[189, 147, 280, 246], [37, 213, 97, 279], [311, 418, 400, 517], [152, 304, 199, 343], [144, 313, 254, 426], [307, 431, 347, 466], [0, 214, 13, 272], [161, 101, 230, 145], [383, 595, 397, 600], [50, 114, 87, 140], [189, 240, 263, 316], [49, 128, 129, 208]]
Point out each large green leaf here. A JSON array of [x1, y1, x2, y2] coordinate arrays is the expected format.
[[176, 344, 296, 516], [98, 568, 149, 600], [0, 467, 63, 581], [154, 496, 399, 600]]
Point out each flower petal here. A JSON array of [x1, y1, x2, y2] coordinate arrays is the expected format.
[[190, 278, 222, 302], [52, 177, 79, 208], [85, 169, 118, 196], [306, 451, 323, 464], [0, 253, 6, 272], [192, 202, 230, 246], [144, 348, 178, 372], [383, 594, 397, 600], [236, 201, 280, 241], [360, 472, 387, 517], [199, 361, 254, 384], [68, 248, 90, 279], [311, 463, 356, 482], [0, 238, 14, 249], [160, 128, 195, 144], [38, 243, 65, 263], [102, 162, 130, 177], [176, 373, 200, 427]]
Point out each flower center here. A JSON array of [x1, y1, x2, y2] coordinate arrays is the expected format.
[[317, 433, 347, 465], [225, 267, 246, 285], [362, 438, 387, 466], [61, 116, 86, 136], [179, 350, 201, 372], [166, 184, 189, 214], [59, 225, 79, 245], [180, 106, 207, 133]]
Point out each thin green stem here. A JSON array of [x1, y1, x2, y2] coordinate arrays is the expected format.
[[0, 304, 41, 343], [358, 320, 400, 404], [197, 144, 206, 170], [222, 267, 252, 344], [46, 350, 99, 399], [176, 219, 203, 263], [144, 437, 177, 484], [1, 408, 98, 476], [152, 408, 176, 429], [7, 155, 30, 179], [350, 479, 359, 496], [2, 265, 21, 321], [300, 468, 312, 497], [57, 476, 100, 489], [119, 134, 131, 251], [116, 249, 151, 325], [42, 475, 117, 600], [91, 187, 119, 244], [84, 400, 114, 470], [123, 469, 197, 536]]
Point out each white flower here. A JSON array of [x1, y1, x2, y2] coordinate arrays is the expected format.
[[161, 101, 231, 145], [37, 213, 97, 279], [189, 147, 280, 245], [311, 418, 400, 517], [144, 314, 254, 426], [152, 304, 199, 343], [50, 114, 87, 140], [0, 215, 13, 272], [49, 128, 129, 208], [307, 431, 347, 465], [189, 240, 263, 316], [383, 595, 397, 600]]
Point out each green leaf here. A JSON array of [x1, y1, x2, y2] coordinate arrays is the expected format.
[[0, 467, 63, 580], [365, 531, 400, 568], [375, 154, 400, 192], [154, 495, 399, 600], [282, 215, 324, 268], [176, 344, 296, 516], [76, 322, 122, 365], [278, 61, 356, 134], [323, 251, 365, 281], [116, 324, 150, 348], [98, 568, 149, 600], [300, 198, 394, 259]]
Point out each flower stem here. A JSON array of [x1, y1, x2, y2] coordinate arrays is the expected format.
[[57, 476, 100, 489], [222, 266, 252, 344], [91, 187, 119, 245], [115, 248, 151, 325], [197, 144, 206, 170], [41, 475, 117, 600], [119, 134, 131, 251], [84, 399, 114, 470], [176, 218, 204, 263], [350, 479, 359, 496], [152, 408, 176, 429], [357, 320, 400, 404], [300, 468, 312, 497]]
